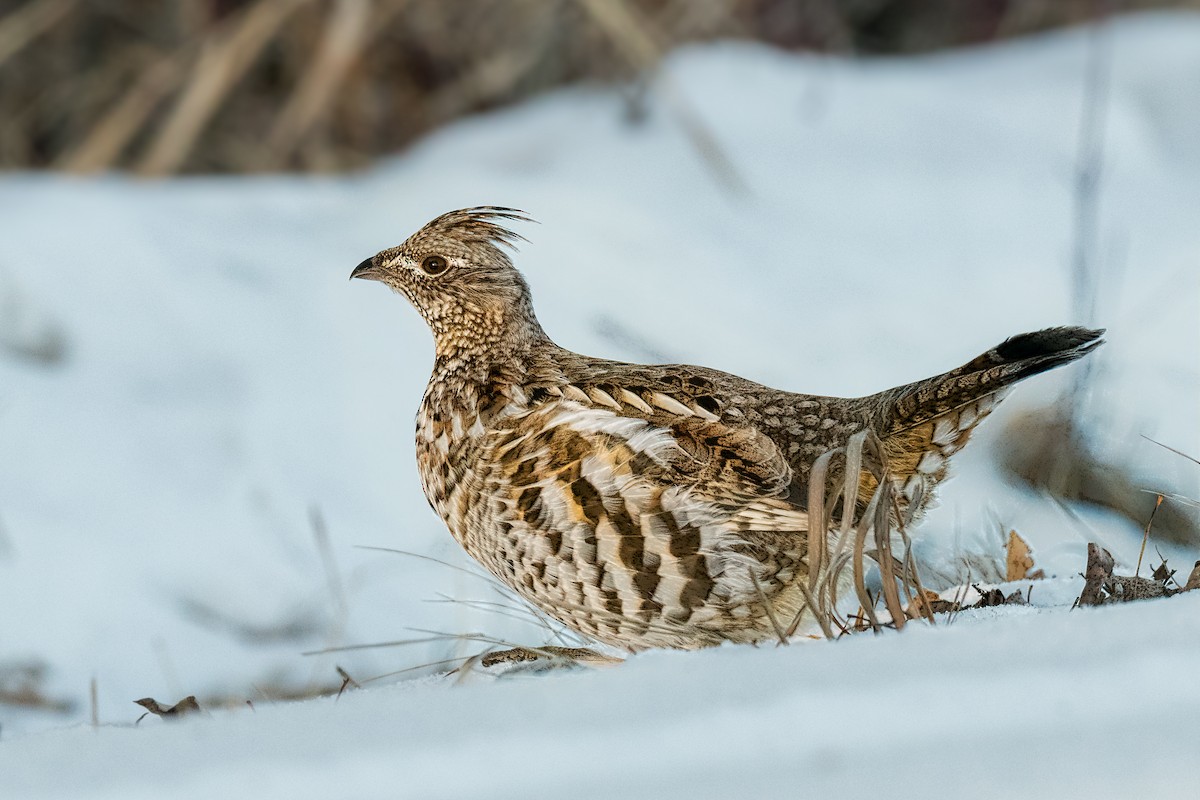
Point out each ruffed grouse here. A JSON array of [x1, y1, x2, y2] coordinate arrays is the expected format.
[[352, 207, 1102, 651]]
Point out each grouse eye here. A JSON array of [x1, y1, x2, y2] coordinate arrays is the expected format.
[[420, 255, 449, 276]]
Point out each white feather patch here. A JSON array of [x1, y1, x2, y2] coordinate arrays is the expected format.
[[650, 392, 695, 417], [916, 450, 945, 475], [932, 417, 958, 447], [562, 384, 591, 404], [617, 388, 654, 415], [588, 386, 623, 411], [549, 406, 680, 466]]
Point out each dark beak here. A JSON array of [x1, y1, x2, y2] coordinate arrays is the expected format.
[[350, 257, 380, 281]]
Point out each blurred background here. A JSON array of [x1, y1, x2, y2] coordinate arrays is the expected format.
[[1, 0, 1196, 174], [1, 0, 1198, 736]]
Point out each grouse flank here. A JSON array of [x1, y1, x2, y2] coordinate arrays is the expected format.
[[351, 207, 1103, 650]]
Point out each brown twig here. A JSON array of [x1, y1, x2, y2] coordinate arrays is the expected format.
[[360, 655, 476, 684], [1135, 494, 1164, 576], [1141, 435, 1200, 467], [334, 666, 359, 701]]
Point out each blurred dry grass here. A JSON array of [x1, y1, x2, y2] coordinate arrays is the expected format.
[[1, 0, 1194, 175]]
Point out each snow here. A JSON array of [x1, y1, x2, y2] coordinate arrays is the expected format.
[[1, 11, 1199, 796], [3, 589, 1199, 798]]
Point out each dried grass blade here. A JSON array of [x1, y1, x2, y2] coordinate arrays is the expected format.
[[138, 0, 308, 175], [806, 448, 836, 595], [266, 0, 372, 164], [0, 0, 75, 70], [750, 570, 787, 646], [872, 479, 907, 630], [851, 488, 883, 632]]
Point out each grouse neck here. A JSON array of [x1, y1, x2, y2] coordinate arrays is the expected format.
[[429, 305, 552, 389]]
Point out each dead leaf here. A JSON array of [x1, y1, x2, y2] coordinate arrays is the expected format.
[[905, 588, 966, 619], [1004, 589, 1027, 605], [1184, 561, 1200, 592], [134, 695, 200, 723], [906, 588, 942, 619], [1103, 575, 1167, 602], [1076, 543, 1114, 607], [1151, 561, 1176, 585], [968, 586, 1028, 609], [1006, 530, 1040, 582]]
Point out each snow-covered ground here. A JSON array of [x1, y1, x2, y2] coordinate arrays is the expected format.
[[1, 12, 1198, 797], [4, 591, 1200, 799]]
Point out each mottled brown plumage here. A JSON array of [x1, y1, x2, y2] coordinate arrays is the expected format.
[[351, 207, 1103, 650]]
